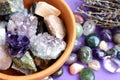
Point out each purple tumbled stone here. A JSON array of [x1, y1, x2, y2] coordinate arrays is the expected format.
[[72, 39, 82, 52], [93, 48, 106, 60], [7, 11, 38, 39], [103, 57, 120, 73], [100, 29, 112, 42], [6, 31, 30, 58]]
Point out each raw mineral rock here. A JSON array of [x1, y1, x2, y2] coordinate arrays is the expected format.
[[7, 11, 38, 39], [34, 2, 61, 17], [34, 57, 52, 69], [12, 63, 33, 75], [13, 51, 37, 72], [0, 0, 24, 15], [0, 45, 12, 70], [44, 15, 66, 39], [30, 32, 66, 60], [0, 21, 7, 45]]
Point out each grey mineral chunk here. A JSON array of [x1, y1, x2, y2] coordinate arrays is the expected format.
[[12, 63, 33, 75], [30, 32, 66, 60], [44, 15, 66, 40], [13, 51, 37, 72], [0, 0, 24, 15]]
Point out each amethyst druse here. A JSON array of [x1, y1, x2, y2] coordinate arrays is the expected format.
[[92, 48, 106, 60], [100, 29, 112, 42], [6, 31, 30, 58]]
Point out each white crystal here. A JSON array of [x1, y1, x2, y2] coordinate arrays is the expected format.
[[0, 21, 7, 45], [103, 57, 120, 73], [0, 45, 12, 70], [30, 32, 66, 60]]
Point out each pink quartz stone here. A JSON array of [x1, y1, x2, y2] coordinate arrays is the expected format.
[[69, 63, 84, 75], [0, 45, 12, 70], [44, 15, 66, 40]]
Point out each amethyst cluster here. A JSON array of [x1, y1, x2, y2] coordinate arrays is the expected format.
[[6, 31, 30, 58], [7, 11, 38, 39]]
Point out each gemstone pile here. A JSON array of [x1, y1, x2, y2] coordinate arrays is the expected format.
[[0, 0, 66, 76]]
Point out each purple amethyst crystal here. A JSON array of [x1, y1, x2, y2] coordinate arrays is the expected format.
[[6, 31, 30, 58], [7, 11, 38, 39]]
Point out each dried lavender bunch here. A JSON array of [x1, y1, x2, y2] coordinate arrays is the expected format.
[[77, 0, 120, 28]]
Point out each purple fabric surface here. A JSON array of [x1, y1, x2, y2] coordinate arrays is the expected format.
[[54, 0, 120, 80]]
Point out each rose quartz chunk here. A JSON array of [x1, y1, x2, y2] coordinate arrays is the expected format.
[[44, 15, 66, 39], [69, 63, 84, 75], [0, 45, 12, 70]]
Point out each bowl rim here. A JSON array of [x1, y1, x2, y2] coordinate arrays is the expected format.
[[0, 0, 76, 80]]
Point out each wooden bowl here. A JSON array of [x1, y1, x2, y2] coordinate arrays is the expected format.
[[0, 0, 76, 80]]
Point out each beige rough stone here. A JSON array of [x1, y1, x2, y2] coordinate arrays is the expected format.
[[69, 63, 84, 75], [35, 2, 61, 17], [88, 60, 101, 71], [44, 15, 66, 39]]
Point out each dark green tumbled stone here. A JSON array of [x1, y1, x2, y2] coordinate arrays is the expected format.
[[79, 46, 92, 64], [117, 51, 120, 59], [51, 67, 63, 78], [80, 68, 95, 80], [85, 33, 100, 48]]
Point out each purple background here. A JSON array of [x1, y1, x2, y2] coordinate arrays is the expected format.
[[54, 0, 120, 80]]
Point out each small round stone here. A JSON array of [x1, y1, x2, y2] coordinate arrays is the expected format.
[[72, 39, 82, 52], [88, 60, 101, 71], [65, 53, 77, 65], [74, 13, 84, 24], [93, 48, 106, 60], [106, 48, 117, 58], [76, 23, 83, 38], [85, 33, 100, 48], [99, 41, 109, 51], [117, 51, 120, 59], [83, 20, 96, 36], [100, 29, 112, 42], [51, 67, 63, 78], [78, 46, 92, 64], [42, 76, 53, 80], [69, 63, 84, 75], [113, 33, 120, 44], [80, 68, 95, 80]]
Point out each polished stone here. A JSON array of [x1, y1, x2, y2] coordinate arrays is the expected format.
[[79, 46, 92, 64], [80, 68, 95, 80]]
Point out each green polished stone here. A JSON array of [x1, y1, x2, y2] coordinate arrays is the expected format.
[[79, 46, 92, 64], [80, 68, 95, 80], [76, 23, 83, 38], [113, 33, 120, 44], [85, 33, 100, 48], [51, 67, 63, 78]]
